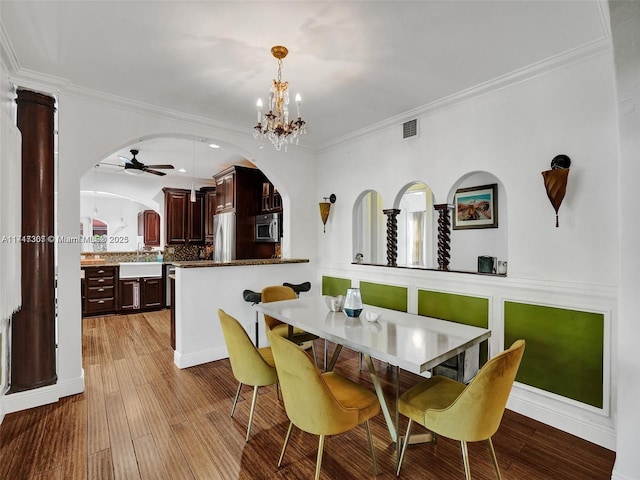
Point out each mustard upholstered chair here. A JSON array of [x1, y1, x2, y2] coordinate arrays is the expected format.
[[267, 330, 380, 480], [261, 285, 319, 364], [218, 309, 278, 442], [396, 339, 526, 479]]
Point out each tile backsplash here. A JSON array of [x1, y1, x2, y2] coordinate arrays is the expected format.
[[81, 244, 211, 263]]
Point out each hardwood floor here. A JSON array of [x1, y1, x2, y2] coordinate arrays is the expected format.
[[1, 310, 615, 479]]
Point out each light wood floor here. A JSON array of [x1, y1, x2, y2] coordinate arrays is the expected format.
[[1, 310, 615, 479]]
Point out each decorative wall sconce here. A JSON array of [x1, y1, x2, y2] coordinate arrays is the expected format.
[[319, 194, 336, 233], [542, 154, 571, 227]]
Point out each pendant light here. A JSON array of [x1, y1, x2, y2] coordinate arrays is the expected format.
[[92, 165, 99, 217], [190, 141, 196, 202]]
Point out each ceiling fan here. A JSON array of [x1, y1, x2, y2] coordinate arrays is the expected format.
[[111, 149, 175, 176]]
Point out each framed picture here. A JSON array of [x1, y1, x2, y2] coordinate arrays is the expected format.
[[453, 183, 498, 230]]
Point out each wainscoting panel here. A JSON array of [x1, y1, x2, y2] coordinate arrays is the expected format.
[[321, 275, 352, 297], [359, 281, 408, 312], [504, 301, 604, 409]]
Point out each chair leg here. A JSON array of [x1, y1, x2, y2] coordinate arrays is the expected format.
[[246, 385, 259, 442], [460, 441, 472, 480], [396, 419, 413, 476], [278, 422, 294, 467], [487, 438, 502, 480], [315, 434, 326, 480], [364, 420, 378, 476], [311, 342, 319, 368], [231, 382, 243, 417]]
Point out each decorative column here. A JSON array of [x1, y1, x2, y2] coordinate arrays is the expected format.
[[9, 89, 57, 392], [434, 204, 453, 271], [383, 209, 400, 267]]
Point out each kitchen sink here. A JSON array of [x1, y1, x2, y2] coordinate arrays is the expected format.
[[118, 261, 163, 279]]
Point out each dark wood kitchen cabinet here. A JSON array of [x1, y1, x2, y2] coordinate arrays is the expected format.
[[84, 266, 118, 316], [142, 277, 164, 309], [212, 165, 276, 259], [119, 278, 140, 312], [261, 181, 282, 213], [163, 188, 204, 245], [203, 187, 216, 243], [215, 170, 235, 212], [138, 209, 160, 247], [119, 276, 164, 312]]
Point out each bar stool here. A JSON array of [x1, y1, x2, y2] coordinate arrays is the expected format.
[[282, 281, 311, 298], [242, 289, 262, 347]]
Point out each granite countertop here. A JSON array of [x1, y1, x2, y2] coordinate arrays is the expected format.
[[171, 258, 309, 268]]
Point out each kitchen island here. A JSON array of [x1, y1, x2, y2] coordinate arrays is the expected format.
[[171, 258, 313, 368]]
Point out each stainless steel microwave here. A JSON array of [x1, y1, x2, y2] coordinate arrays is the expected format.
[[255, 213, 280, 242]]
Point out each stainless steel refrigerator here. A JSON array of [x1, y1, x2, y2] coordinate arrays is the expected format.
[[213, 212, 236, 262]]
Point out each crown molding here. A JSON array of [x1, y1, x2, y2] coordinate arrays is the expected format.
[[318, 37, 612, 152]]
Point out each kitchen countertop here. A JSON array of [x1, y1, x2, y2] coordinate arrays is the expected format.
[[171, 258, 309, 268]]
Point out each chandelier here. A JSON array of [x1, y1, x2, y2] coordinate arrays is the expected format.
[[253, 46, 307, 151]]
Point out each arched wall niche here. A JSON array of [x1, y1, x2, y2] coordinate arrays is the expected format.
[[447, 171, 508, 274], [352, 190, 385, 264], [393, 182, 436, 268]]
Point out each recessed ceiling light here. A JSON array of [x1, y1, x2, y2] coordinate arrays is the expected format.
[[209, 143, 220, 149], [178, 168, 187, 173]]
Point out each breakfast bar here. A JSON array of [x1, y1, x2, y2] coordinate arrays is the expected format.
[[171, 258, 312, 368]]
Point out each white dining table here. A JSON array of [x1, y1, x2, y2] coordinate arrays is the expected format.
[[255, 295, 492, 446]]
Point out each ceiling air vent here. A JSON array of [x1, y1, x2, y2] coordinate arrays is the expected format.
[[402, 119, 418, 139]]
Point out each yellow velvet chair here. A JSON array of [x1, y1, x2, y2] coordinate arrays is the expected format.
[[396, 339, 526, 479], [261, 285, 319, 364], [267, 329, 380, 480], [218, 309, 278, 442]]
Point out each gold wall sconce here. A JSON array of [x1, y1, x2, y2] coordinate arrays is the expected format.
[[319, 194, 337, 233], [542, 154, 571, 227]]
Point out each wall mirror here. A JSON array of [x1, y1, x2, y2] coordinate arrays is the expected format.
[[352, 190, 385, 264], [396, 182, 435, 268]]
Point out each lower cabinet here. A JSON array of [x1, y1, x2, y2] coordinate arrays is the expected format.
[[84, 266, 118, 316], [119, 276, 164, 313]]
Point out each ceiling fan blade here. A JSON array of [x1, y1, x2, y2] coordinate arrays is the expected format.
[[144, 169, 167, 176], [100, 162, 124, 167], [117, 156, 130, 163], [144, 164, 174, 169]]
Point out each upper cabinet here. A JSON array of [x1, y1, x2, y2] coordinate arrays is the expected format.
[[261, 182, 282, 213], [163, 188, 205, 245], [215, 169, 235, 213], [203, 187, 216, 244], [138, 210, 160, 247]]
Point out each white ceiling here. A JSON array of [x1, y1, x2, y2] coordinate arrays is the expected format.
[[0, 1, 609, 182]]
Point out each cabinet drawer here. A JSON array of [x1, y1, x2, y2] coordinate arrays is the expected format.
[[87, 276, 115, 288], [85, 266, 117, 280], [87, 285, 115, 299], [85, 297, 117, 315]]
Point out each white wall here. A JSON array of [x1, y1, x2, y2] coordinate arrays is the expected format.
[[610, 2, 640, 479], [316, 52, 621, 449], [317, 53, 619, 285]]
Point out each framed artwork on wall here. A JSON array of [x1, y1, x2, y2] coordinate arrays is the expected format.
[[453, 183, 498, 230]]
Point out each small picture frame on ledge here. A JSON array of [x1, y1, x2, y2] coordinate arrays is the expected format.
[[453, 183, 498, 230]]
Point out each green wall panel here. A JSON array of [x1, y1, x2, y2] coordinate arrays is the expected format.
[[417, 289, 489, 364], [321, 276, 351, 297], [504, 301, 604, 409], [417, 290, 489, 328], [360, 281, 408, 312]]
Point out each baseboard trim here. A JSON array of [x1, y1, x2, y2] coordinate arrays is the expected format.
[[2, 373, 85, 415], [174, 346, 228, 369], [508, 386, 616, 451]]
